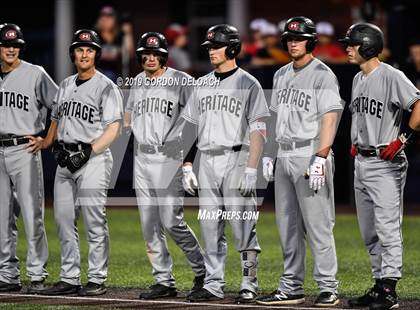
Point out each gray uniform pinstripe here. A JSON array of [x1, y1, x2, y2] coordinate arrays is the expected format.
[[51, 71, 123, 285], [182, 68, 270, 298], [350, 63, 420, 279], [126, 68, 205, 288], [0, 60, 57, 284], [270, 58, 343, 294]]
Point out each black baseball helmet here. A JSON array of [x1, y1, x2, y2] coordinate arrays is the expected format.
[[69, 29, 102, 62], [201, 24, 241, 59], [339, 23, 384, 60], [281, 16, 317, 52], [0, 23, 25, 50], [136, 32, 168, 66]]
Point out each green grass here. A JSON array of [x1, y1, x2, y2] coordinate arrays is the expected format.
[[12, 208, 420, 300]]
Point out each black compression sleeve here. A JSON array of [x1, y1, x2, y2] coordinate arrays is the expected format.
[[264, 111, 278, 158], [183, 121, 198, 164]]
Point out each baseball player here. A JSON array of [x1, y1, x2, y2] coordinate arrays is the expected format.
[[39, 29, 123, 296], [124, 32, 206, 300], [339, 23, 420, 310], [256, 17, 343, 307], [182, 24, 270, 303], [0, 23, 58, 294]]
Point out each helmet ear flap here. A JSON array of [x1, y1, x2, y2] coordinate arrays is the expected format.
[[225, 40, 241, 59], [306, 37, 317, 52]]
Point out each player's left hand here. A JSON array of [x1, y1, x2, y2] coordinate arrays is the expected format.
[[66, 145, 93, 173], [239, 167, 257, 197], [25, 136, 45, 153], [379, 138, 404, 161], [307, 156, 326, 191]]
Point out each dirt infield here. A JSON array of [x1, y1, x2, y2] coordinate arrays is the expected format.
[[1, 288, 420, 310]]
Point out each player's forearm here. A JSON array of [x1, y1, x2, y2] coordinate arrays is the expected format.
[[43, 120, 58, 148], [317, 111, 339, 157], [408, 101, 420, 131], [247, 131, 264, 169], [92, 121, 121, 154], [123, 112, 131, 128]]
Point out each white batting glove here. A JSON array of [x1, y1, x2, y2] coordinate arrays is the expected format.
[[182, 164, 198, 195], [262, 157, 274, 182], [239, 167, 258, 197], [307, 156, 326, 191]]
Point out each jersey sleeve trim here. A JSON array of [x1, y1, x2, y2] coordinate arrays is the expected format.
[[248, 112, 271, 124], [319, 104, 344, 115], [406, 95, 420, 112], [102, 116, 123, 126], [182, 114, 199, 125]]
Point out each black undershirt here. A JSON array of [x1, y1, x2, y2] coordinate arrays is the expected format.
[[75, 77, 91, 87], [214, 67, 239, 81], [0, 71, 11, 79]]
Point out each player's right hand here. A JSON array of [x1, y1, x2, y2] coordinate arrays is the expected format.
[[262, 157, 274, 182], [25, 136, 45, 154], [308, 156, 326, 191], [182, 163, 198, 195]]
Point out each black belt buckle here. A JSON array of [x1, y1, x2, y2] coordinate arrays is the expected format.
[[357, 148, 377, 157]]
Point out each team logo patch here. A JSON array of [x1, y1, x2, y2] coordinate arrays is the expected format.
[[207, 31, 215, 40], [5, 30, 17, 39], [146, 37, 159, 47], [288, 21, 300, 31], [79, 32, 91, 41]]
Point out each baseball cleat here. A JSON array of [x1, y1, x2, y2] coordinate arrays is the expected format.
[[186, 287, 223, 302], [314, 292, 340, 307], [0, 281, 22, 292], [369, 287, 399, 310], [78, 282, 107, 296], [235, 289, 257, 304], [256, 290, 305, 305], [26, 280, 46, 294], [39, 281, 81, 295], [139, 284, 177, 299], [187, 274, 205, 298], [348, 283, 381, 307]]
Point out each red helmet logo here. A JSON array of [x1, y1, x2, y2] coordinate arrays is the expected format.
[[288, 21, 300, 31], [79, 33, 91, 41], [207, 31, 215, 40], [5, 30, 17, 39], [147, 37, 159, 46]]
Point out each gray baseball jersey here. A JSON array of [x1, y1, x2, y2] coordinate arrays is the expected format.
[[270, 58, 342, 294], [126, 67, 205, 287], [51, 70, 123, 285], [351, 62, 420, 280], [0, 60, 58, 135], [126, 67, 192, 144], [350, 62, 420, 147], [51, 70, 123, 143], [182, 68, 269, 298], [0, 60, 57, 285], [182, 68, 270, 150], [270, 58, 344, 157]]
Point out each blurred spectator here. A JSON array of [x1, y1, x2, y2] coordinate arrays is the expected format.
[[251, 22, 289, 66], [277, 19, 287, 34], [243, 18, 268, 57], [312, 21, 348, 64], [404, 38, 420, 89], [95, 6, 135, 82], [165, 23, 192, 72]]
